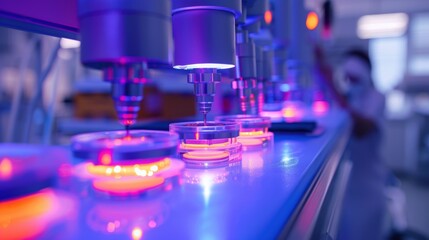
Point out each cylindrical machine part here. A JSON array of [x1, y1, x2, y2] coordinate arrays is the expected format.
[[187, 69, 221, 115], [78, 0, 173, 126], [78, 0, 172, 68], [235, 31, 256, 79], [234, 28, 257, 115], [172, 0, 241, 69]]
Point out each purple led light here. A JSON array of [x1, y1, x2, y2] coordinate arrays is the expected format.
[[173, 63, 235, 70]]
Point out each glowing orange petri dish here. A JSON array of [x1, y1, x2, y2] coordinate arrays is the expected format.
[[183, 150, 230, 161], [215, 115, 273, 151], [170, 121, 242, 167], [92, 177, 165, 195], [86, 158, 171, 178]]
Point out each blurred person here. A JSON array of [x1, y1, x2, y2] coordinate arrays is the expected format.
[[315, 46, 387, 240]]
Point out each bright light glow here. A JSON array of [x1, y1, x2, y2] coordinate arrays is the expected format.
[[199, 173, 215, 205], [283, 107, 298, 118], [0, 158, 12, 179], [181, 142, 230, 149], [280, 84, 290, 92], [0, 190, 53, 239], [60, 38, 81, 49], [357, 13, 408, 39], [264, 10, 273, 25], [239, 131, 264, 137], [92, 177, 164, 195], [131, 227, 143, 240], [386, 90, 407, 114], [86, 158, 170, 178], [306, 11, 319, 30], [312, 101, 329, 114], [183, 150, 229, 161], [173, 63, 235, 70], [100, 152, 112, 165]]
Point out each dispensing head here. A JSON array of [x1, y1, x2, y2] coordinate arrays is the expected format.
[[78, 0, 172, 127], [172, 0, 242, 122], [187, 69, 221, 122], [104, 63, 147, 126]]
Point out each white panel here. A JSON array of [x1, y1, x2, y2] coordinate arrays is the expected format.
[[369, 37, 407, 92]]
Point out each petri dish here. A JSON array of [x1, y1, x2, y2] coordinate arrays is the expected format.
[[215, 115, 274, 151], [169, 121, 242, 167]]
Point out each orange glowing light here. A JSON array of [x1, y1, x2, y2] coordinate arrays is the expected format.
[[0, 190, 54, 239], [282, 107, 298, 118], [100, 152, 112, 165], [264, 10, 273, 25], [183, 150, 229, 160], [312, 101, 329, 113], [239, 131, 264, 137], [195, 132, 200, 140], [92, 177, 164, 195], [306, 11, 319, 30], [131, 227, 143, 240], [123, 120, 135, 126], [107, 221, 116, 233], [181, 142, 230, 150], [86, 158, 171, 178], [0, 158, 12, 179]]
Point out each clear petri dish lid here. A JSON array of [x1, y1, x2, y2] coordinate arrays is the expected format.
[[215, 115, 271, 130], [169, 121, 239, 140], [71, 130, 179, 163]]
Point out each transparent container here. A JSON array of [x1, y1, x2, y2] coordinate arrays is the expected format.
[[169, 121, 242, 167], [71, 130, 184, 196], [215, 115, 274, 151]]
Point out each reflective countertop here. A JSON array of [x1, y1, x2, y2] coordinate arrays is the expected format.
[[1, 109, 350, 240]]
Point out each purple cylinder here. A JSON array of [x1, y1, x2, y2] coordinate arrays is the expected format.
[[172, 0, 241, 69], [78, 0, 172, 69]]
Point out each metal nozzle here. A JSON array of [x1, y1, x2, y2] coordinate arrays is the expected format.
[[187, 69, 221, 120], [104, 63, 147, 126], [232, 78, 257, 114]]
